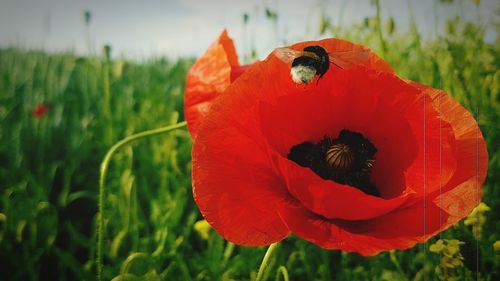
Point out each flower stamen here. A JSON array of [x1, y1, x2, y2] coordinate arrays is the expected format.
[[288, 129, 380, 196], [326, 143, 354, 170]]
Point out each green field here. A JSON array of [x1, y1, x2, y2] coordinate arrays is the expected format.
[[1, 5, 499, 281]]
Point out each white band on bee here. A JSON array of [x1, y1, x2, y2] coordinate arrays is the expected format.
[[290, 65, 316, 84]]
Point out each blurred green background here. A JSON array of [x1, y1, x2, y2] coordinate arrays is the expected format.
[[0, 0, 499, 280]]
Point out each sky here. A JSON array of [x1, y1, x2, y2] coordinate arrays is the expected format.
[[0, 0, 498, 59]]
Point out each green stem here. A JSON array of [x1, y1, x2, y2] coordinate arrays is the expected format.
[[275, 266, 289, 281], [96, 121, 187, 281], [373, 0, 387, 58], [222, 242, 235, 266], [256, 243, 279, 281]]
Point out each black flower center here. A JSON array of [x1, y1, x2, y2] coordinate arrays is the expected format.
[[287, 129, 380, 197]]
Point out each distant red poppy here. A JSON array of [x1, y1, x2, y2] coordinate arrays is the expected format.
[[33, 103, 48, 118], [185, 31, 488, 255]]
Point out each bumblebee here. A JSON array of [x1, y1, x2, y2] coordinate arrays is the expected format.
[[273, 45, 370, 84]]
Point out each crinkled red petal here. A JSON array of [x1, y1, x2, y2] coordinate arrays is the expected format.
[[272, 153, 413, 220], [184, 34, 392, 139], [191, 61, 292, 245], [192, 122, 291, 245], [279, 198, 447, 256], [411, 82, 488, 223], [185, 30, 252, 138]]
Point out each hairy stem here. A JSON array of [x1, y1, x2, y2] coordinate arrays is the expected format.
[[96, 121, 187, 281]]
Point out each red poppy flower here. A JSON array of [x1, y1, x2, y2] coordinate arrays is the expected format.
[[33, 103, 48, 118], [184, 31, 488, 256]]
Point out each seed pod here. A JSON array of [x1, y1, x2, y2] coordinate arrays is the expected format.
[[326, 143, 354, 170]]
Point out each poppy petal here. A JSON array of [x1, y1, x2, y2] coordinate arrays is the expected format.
[[185, 35, 394, 139], [185, 30, 249, 138], [192, 68, 291, 244], [279, 198, 448, 256], [192, 130, 291, 245], [410, 82, 488, 222]]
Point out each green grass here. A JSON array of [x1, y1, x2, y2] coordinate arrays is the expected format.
[[1, 9, 499, 281]]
